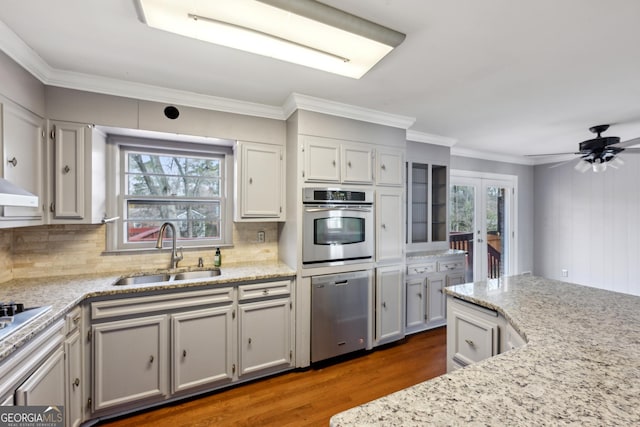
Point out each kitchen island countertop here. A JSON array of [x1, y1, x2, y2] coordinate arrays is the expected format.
[[330, 275, 640, 426], [0, 262, 295, 362]]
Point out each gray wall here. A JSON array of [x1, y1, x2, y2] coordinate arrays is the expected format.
[[451, 155, 534, 275], [533, 156, 640, 296]]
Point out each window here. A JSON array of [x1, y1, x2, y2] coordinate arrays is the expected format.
[[106, 135, 233, 251]]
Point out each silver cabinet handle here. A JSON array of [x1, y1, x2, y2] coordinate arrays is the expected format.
[[332, 160, 336, 166], [263, 289, 269, 295], [381, 223, 386, 229], [63, 165, 71, 174], [382, 302, 387, 308], [249, 177, 253, 184], [183, 349, 187, 358], [381, 164, 386, 170], [417, 292, 422, 298], [7, 157, 17, 167], [348, 161, 352, 168], [465, 339, 475, 347], [248, 338, 252, 344], [73, 378, 80, 388], [477, 238, 484, 243], [149, 355, 154, 363]]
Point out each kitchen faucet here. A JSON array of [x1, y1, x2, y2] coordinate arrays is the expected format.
[[155, 222, 183, 269]]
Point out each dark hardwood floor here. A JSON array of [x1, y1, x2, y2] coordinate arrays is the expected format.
[[99, 327, 446, 427]]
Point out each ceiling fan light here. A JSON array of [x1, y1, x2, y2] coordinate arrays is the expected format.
[[592, 160, 607, 173], [574, 159, 592, 173], [610, 156, 624, 168]]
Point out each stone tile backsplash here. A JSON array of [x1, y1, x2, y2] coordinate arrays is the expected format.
[[1, 222, 278, 283]]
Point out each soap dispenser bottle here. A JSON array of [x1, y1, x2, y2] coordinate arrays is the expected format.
[[214, 248, 221, 267]]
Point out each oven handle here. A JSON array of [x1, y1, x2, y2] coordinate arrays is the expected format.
[[304, 207, 372, 213]]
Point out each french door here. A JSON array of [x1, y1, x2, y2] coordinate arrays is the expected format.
[[449, 172, 517, 281]]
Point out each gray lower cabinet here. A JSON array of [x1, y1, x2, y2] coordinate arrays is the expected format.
[[89, 279, 294, 418], [171, 306, 234, 393], [375, 265, 404, 345], [238, 298, 291, 377], [15, 347, 65, 406], [65, 330, 83, 427], [92, 315, 169, 412], [405, 254, 465, 334]]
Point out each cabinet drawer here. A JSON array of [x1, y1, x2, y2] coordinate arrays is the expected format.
[[238, 280, 291, 301], [91, 287, 234, 320], [450, 309, 497, 367], [438, 260, 464, 272], [406, 262, 436, 276], [65, 306, 82, 335]]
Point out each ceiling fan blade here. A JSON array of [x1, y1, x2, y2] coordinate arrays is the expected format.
[[548, 157, 579, 169], [617, 137, 640, 148], [525, 152, 578, 157], [623, 147, 640, 154]]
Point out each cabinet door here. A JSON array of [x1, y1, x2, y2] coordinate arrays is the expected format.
[[93, 315, 168, 412], [376, 149, 403, 186], [303, 137, 340, 182], [376, 189, 404, 262], [171, 306, 234, 393], [376, 266, 404, 344], [238, 142, 283, 219], [342, 143, 373, 183], [426, 274, 446, 324], [65, 330, 83, 427], [1, 101, 44, 219], [238, 298, 291, 377], [52, 122, 87, 219], [15, 347, 65, 406], [405, 277, 426, 330]]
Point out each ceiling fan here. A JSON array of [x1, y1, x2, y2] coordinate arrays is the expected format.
[[528, 124, 640, 172]]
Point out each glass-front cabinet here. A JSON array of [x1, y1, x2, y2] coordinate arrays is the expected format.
[[405, 142, 450, 251]]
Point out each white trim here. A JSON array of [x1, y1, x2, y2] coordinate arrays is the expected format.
[[283, 93, 416, 129], [406, 129, 457, 147], [452, 146, 534, 166]]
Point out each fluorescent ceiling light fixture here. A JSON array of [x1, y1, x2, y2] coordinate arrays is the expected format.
[[135, 0, 406, 78]]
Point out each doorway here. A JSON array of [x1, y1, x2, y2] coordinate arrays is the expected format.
[[449, 172, 517, 282]]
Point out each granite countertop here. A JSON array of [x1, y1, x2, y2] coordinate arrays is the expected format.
[[0, 262, 295, 362], [331, 275, 640, 426], [406, 249, 466, 261]]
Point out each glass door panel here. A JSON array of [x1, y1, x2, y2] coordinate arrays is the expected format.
[[450, 184, 475, 282], [485, 186, 507, 279]]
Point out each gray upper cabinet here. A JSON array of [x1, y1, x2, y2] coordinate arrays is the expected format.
[[0, 97, 45, 224], [234, 141, 285, 221], [302, 135, 373, 184]]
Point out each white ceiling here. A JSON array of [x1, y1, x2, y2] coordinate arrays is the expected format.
[[1, 0, 640, 163]]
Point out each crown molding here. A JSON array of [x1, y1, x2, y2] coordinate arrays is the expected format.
[[0, 20, 52, 82], [406, 129, 457, 147], [284, 92, 416, 129], [46, 68, 286, 120], [451, 146, 535, 165]]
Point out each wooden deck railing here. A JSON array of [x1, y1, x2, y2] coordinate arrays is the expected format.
[[449, 232, 501, 279]]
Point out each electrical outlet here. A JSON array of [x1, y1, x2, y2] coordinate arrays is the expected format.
[[561, 269, 568, 277], [257, 231, 265, 243]]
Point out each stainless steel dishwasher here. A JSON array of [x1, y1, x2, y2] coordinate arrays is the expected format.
[[311, 270, 370, 363]]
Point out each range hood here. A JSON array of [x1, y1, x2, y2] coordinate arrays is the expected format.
[[0, 177, 39, 207]]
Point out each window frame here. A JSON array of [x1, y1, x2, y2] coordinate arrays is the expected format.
[[105, 134, 234, 252]]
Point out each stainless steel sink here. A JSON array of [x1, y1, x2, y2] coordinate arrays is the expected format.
[[113, 269, 222, 286], [173, 269, 222, 281], [114, 274, 171, 286]]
